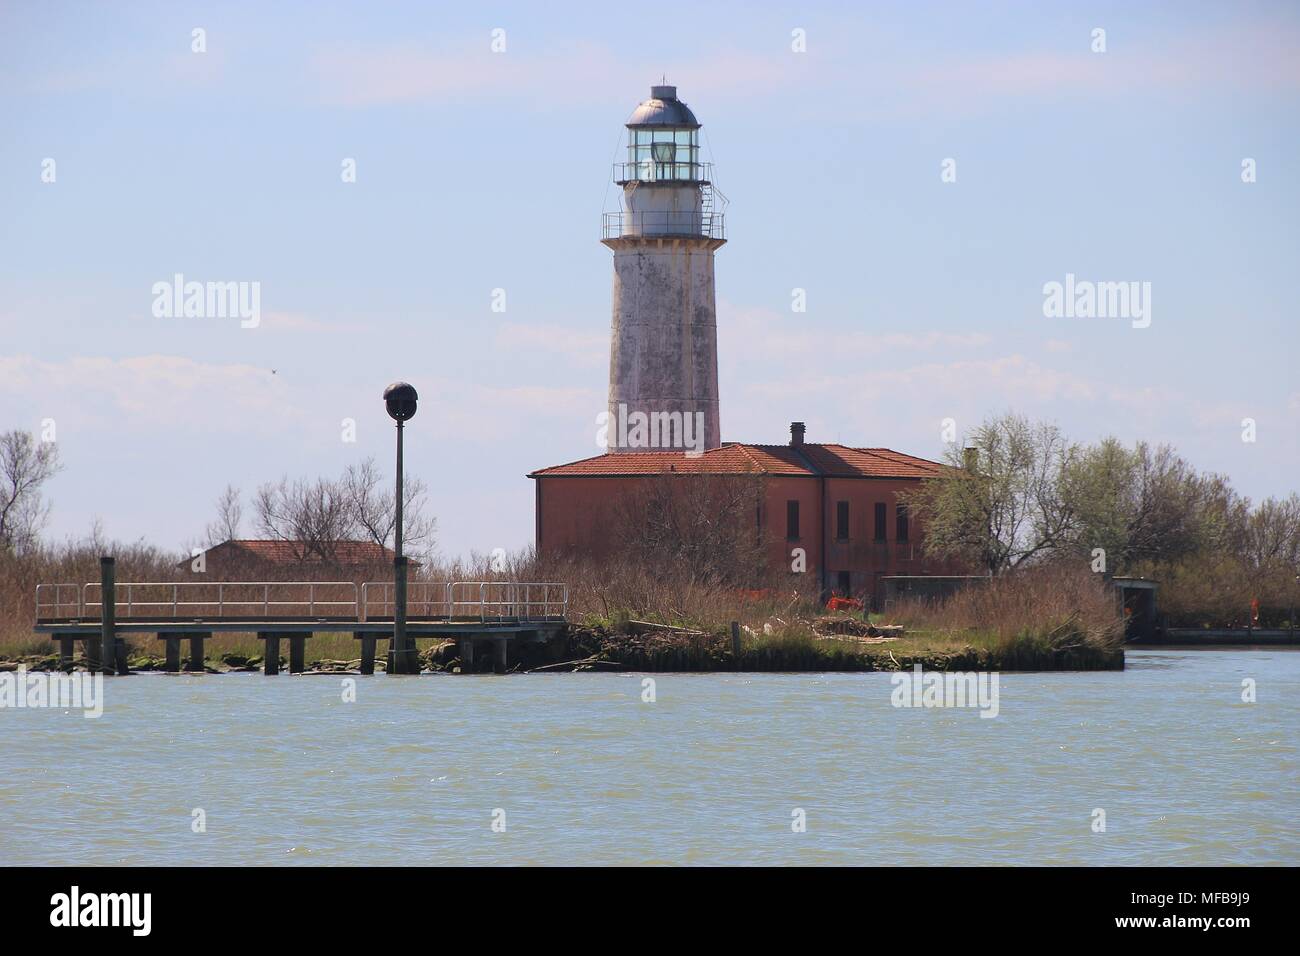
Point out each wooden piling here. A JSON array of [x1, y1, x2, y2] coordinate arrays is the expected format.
[[358, 632, 376, 675], [263, 634, 280, 676], [58, 636, 74, 669], [186, 634, 207, 672], [493, 637, 508, 674], [460, 638, 474, 670], [97, 556, 115, 674], [289, 634, 306, 674], [162, 634, 181, 674], [731, 620, 742, 667]]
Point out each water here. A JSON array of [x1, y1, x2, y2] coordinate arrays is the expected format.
[[2, 650, 1296, 865]]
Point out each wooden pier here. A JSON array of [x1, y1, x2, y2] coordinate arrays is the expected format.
[[34, 561, 567, 675]]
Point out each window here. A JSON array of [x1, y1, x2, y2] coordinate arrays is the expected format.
[[836, 501, 849, 540], [786, 500, 800, 540], [896, 503, 909, 542], [625, 128, 700, 180], [874, 502, 887, 541]]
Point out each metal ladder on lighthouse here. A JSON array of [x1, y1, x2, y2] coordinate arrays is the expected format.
[[700, 181, 728, 239]]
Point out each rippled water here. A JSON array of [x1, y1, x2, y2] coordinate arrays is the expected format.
[[2, 649, 1296, 865]]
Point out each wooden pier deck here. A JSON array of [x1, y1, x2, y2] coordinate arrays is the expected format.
[[34, 575, 568, 675]]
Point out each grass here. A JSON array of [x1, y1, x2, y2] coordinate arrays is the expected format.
[[563, 562, 1124, 672]]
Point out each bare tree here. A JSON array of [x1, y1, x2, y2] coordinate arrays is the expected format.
[[251, 460, 436, 565], [254, 476, 354, 562], [609, 471, 768, 587], [342, 457, 436, 557], [0, 429, 63, 553], [205, 484, 243, 546]]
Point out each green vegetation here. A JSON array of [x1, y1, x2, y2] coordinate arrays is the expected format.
[[903, 412, 1300, 627]]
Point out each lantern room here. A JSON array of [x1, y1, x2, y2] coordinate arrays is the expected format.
[[618, 85, 705, 183], [604, 84, 724, 240]]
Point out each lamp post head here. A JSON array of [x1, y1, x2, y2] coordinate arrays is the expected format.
[[384, 381, 418, 422]]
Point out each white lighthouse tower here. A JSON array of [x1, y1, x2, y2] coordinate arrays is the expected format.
[[603, 84, 725, 453]]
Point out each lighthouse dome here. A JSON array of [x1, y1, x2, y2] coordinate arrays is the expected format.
[[627, 85, 700, 128]]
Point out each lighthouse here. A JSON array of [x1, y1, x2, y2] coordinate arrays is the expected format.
[[602, 85, 725, 454]]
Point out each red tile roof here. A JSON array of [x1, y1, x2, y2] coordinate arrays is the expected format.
[[529, 443, 946, 479]]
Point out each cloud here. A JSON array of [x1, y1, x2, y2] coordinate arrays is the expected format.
[[0, 352, 607, 461], [312, 40, 812, 109], [259, 311, 368, 334], [722, 303, 992, 363], [492, 322, 606, 367], [0, 354, 294, 433], [898, 21, 1300, 115]]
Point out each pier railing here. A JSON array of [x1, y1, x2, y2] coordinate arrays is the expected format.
[[70, 581, 359, 622], [36, 580, 568, 624], [360, 581, 568, 622]]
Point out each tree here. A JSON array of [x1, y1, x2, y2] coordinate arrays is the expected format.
[[609, 471, 768, 587], [251, 459, 436, 564], [903, 413, 1077, 574], [205, 484, 244, 545], [1238, 493, 1300, 574], [342, 457, 436, 557], [0, 429, 63, 553], [1062, 440, 1239, 571], [254, 476, 354, 563]]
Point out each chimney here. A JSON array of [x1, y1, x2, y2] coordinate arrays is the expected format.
[[963, 446, 979, 472], [790, 422, 806, 446]]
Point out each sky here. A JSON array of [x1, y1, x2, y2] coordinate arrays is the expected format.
[[1, 0, 1297, 561]]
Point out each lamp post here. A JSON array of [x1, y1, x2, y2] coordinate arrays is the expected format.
[[384, 382, 418, 674]]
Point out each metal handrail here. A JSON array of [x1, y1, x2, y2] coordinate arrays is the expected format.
[[602, 211, 725, 240], [359, 581, 452, 622], [614, 160, 712, 183], [35, 583, 83, 619], [80, 581, 358, 619], [364, 581, 568, 623], [37, 579, 568, 623]]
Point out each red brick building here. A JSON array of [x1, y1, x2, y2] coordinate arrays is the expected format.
[[530, 422, 963, 607]]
